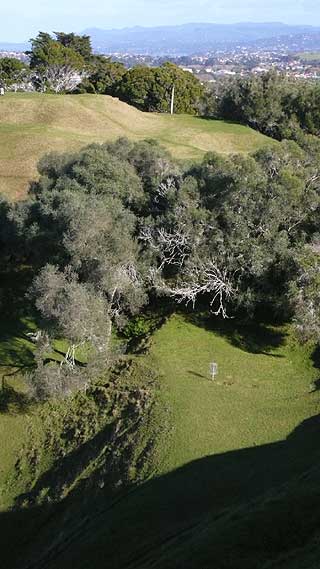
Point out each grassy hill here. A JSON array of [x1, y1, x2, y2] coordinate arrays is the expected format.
[[1, 311, 320, 568], [0, 93, 272, 200]]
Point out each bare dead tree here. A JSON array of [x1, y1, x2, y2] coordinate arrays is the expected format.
[[140, 225, 191, 269], [153, 258, 235, 318], [44, 66, 86, 93]]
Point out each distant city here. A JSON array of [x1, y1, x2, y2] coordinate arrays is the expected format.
[[2, 22, 320, 82]]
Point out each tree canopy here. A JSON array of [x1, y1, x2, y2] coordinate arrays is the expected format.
[[0, 57, 28, 88], [206, 71, 320, 141], [116, 62, 204, 114], [3, 134, 320, 398], [26, 31, 87, 92]]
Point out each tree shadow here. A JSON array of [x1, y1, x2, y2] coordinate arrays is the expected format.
[[185, 312, 287, 357], [311, 344, 320, 371], [0, 319, 34, 368], [1, 413, 320, 569], [194, 115, 246, 127], [0, 383, 30, 414]]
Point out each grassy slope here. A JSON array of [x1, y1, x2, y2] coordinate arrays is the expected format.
[[55, 315, 320, 569], [0, 93, 272, 199], [1, 313, 320, 568]]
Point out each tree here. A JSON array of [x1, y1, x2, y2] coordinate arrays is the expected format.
[[27, 32, 86, 92], [116, 66, 157, 111], [29, 265, 112, 399], [84, 56, 126, 94], [116, 63, 204, 114], [54, 32, 92, 62], [154, 256, 235, 317], [207, 71, 320, 141], [32, 265, 110, 364], [27, 194, 147, 398], [289, 246, 320, 343], [63, 195, 147, 328], [0, 58, 29, 89]]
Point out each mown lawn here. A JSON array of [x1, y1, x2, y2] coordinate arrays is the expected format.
[[148, 314, 320, 475], [0, 93, 273, 200]]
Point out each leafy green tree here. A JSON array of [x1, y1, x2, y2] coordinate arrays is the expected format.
[[54, 32, 92, 61], [27, 32, 85, 92], [116, 62, 204, 114], [208, 71, 320, 141], [32, 264, 110, 359], [116, 65, 157, 110], [216, 72, 286, 138], [0, 58, 28, 89], [29, 265, 111, 399], [33, 143, 146, 213], [84, 56, 126, 94], [289, 246, 320, 342]]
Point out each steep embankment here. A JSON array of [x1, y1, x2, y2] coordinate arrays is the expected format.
[[1, 314, 320, 568], [0, 93, 272, 199]]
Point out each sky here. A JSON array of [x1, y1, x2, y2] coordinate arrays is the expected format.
[[1, 0, 320, 42]]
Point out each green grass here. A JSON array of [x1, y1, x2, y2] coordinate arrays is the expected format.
[[148, 314, 320, 475], [0, 303, 38, 508], [64, 314, 320, 569], [0, 93, 273, 200], [1, 311, 320, 568]]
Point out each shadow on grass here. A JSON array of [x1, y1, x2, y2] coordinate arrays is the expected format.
[[0, 384, 30, 414], [185, 311, 287, 357], [188, 370, 207, 380], [1, 413, 320, 569]]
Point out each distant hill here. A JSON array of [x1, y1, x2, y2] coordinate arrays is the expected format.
[[83, 22, 320, 55], [0, 42, 29, 52], [2, 23, 320, 55]]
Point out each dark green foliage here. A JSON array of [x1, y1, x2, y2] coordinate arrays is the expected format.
[[207, 71, 320, 141], [83, 56, 127, 94], [26, 31, 86, 93], [116, 62, 204, 114], [27, 32, 85, 73], [53, 32, 92, 62], [0, 57, 28, 88], [122, 315, 155, 340]]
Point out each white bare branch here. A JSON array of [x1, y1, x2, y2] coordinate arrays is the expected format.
[[44, 66, 86, 93], [140, 225, 191, 269], [154, 259, 235, 318], [154, 176, 177, 202]]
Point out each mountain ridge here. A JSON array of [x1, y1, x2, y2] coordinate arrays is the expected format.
[[82, 22, 320, 54], [2, 22, 320, 54]]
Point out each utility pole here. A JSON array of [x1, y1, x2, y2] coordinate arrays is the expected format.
[[170, 84, 175, 115]]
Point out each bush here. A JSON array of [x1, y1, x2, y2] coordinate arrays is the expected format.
[[122, 316, 154, 341]]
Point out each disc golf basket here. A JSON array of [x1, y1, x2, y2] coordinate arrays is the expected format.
[[209, 362, 218, 381]]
